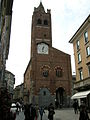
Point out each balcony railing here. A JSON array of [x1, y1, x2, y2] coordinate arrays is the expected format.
[[74, 77, 90, 89]]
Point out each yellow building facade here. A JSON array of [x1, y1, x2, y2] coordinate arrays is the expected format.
[[70, 15, 90, 90], [69, 15, 90, 109]]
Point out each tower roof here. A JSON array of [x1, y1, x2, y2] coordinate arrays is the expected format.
[[34, 2, 45, 13]]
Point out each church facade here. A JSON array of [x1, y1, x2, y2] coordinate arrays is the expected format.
[[24, 2, 72, 108]]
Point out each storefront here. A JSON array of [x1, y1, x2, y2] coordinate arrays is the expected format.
[[71, 90, 90, 112]]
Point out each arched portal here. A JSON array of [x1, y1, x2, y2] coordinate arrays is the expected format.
[[55, 87, 65, 108], [38, 88, 52, 107]]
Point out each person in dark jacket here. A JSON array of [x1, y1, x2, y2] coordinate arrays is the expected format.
[[24, 103, 30, 120], [29, 103, 36, 120], [48, 103, 55, 120], [73, 100, 79, 114], [79, 102, 89, 120], [39, 107, 45, 120]]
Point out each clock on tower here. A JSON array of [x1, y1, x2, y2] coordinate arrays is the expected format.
[[31, 2, 52, 57], [37, 43, 48, 54]]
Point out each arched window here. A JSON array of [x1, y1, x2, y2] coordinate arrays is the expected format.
[[44, 20, 48, 25], [37, 19, 42, 24], [55, 67, 63, 77], [42, 70, 49, 77], [41, 65, 50, 77]]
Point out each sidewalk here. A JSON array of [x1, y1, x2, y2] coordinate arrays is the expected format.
[[38, 108, 90, 120], [37, 108, 78, 120], [16, 108, 90, 120]]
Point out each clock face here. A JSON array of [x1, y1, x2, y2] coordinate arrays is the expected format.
[[37, 43, 48, 54]]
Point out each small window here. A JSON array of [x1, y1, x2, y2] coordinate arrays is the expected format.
[[76, 40, 80, 50], [43, 70, 49, 77], [88, 65, 90, 76], [44, 34, 46, 38], [43, 91, 46, 96], [78, 53, 81, 63], [56, 69, 62, 77], [37, 19, 42, 24], [41, 65, 50, 77], [86, 46, 90, 56], [84, 31, 88, 43], [0, 70, 1, 79], [79, 69, 83, 80], [44, 20, 48, 25]]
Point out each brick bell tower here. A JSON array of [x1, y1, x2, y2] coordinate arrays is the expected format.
[[31, 2, 52, 57], [30, 2, 53, 105], [28, 2, 72, 107]]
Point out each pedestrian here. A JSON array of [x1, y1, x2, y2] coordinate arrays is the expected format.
[[35, 104, 39, 120], [29, 103, 36, 120], [79, 103, 89, 120], [55, 100, 59, 109], [79, 101, 86, 110], [48, 103, 55, 120], [39, 106, 45, 120], [24, 103, 30, 120], [16, 102, 20, 114], [73, 100, 79, 114]]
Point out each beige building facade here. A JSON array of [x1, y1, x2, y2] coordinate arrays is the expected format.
[[69, 15, 90, 108]]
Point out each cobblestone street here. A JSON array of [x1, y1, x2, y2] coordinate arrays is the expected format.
[[16, 108, 90, 120]]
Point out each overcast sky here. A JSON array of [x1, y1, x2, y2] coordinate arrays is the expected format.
[[6, 0, 90, 87]]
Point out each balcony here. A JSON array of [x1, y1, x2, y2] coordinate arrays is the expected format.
[[74, 77, 90, 90]]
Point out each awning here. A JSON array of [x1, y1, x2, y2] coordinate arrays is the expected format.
[[71, 90, 90, 99]]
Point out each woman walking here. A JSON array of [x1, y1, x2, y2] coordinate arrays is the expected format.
[[48, 103, 55, 120]]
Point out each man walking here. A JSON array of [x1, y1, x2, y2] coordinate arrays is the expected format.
[[48, 103, 55, 120], [39, 107, 45, 120], [73, 100, 79, 114]]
